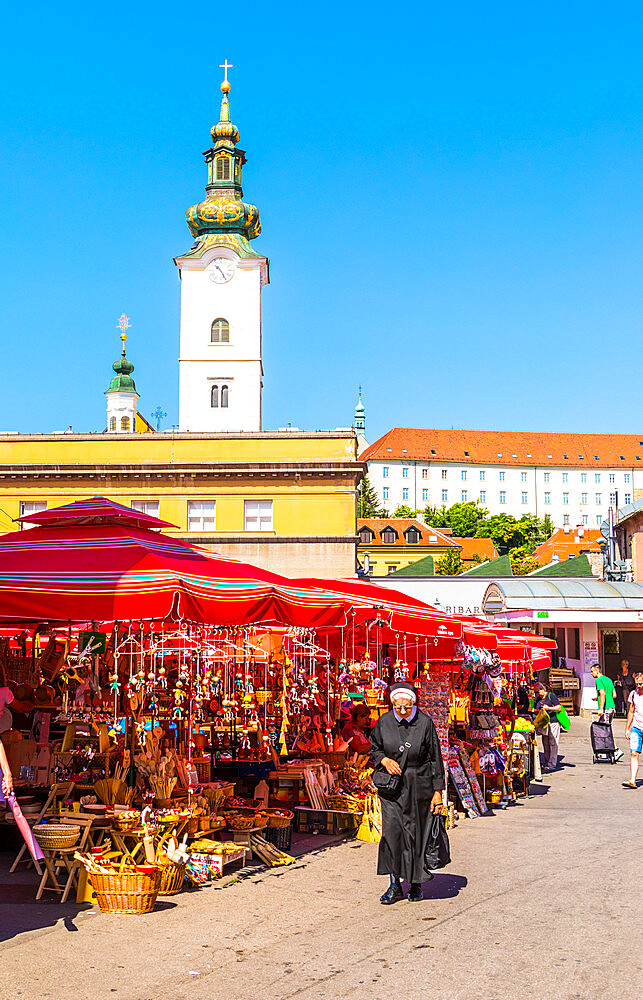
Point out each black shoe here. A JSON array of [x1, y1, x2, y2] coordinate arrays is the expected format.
[[408, 884, 423, 902], [380, 884, 403, 905]]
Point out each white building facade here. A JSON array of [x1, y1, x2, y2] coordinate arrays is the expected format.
[[362, 428, 641, 529], [175, 76, 268, 432]]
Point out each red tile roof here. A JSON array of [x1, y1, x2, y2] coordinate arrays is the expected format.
[[361, 428, 643, 468], [357, 518, 458, 548], [533, 528, 604, 565], [451, 537, 499, 562]]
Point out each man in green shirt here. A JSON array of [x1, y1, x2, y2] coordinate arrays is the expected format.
[[591, 665, 616, 722]]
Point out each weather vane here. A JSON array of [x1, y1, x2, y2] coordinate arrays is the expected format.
[[117, 313, 131, 348]]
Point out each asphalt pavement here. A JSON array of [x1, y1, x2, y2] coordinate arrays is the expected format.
[[1, 717, 641, 1000]]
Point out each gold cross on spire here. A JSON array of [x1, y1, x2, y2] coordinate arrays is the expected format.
[[219, 60, 233, 84], [116, 313, 131, 351]]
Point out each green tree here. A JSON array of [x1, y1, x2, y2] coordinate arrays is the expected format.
[[392, 504, 417, 518], [423, 504, 450, 527], [475, 513, 522, 552], [444, 500, 488, 537], [435, 548, 464, 576], [357, 475, 387, 518]]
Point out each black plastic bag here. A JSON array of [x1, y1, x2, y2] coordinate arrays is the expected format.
[[424, 813, 451, 871]]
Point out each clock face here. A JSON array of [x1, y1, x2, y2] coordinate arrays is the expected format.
[[208, 257, 235, 284]]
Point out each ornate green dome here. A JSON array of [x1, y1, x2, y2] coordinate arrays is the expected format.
[[185, 78, 261, 241], [106, 333, 137, 393]]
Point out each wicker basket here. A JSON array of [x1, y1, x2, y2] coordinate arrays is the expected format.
[[191, 757, 211, 782], [266, 810, 294, 829], [225, 814, 257, 831], [158, 863, 186, 896], [89, 869, 161, 914], [113, 815, 139, 832], [33, 824, 81, 850]]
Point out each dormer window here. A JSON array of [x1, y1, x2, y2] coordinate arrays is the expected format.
[[211, 318, 230, 343], [381, 527, 397, 544], [215, 155, 231, 181], [405, 527, 421, 544], [358, 527, 374, 544]]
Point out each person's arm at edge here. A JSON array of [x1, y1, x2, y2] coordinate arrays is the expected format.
[[0, 740, 13, 796]]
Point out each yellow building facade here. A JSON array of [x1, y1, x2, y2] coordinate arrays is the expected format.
[[0, 432, 363, 578]]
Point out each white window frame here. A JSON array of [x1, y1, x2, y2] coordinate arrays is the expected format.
[[19, 500, 47, 529], [499, 491, 506, 503], [441, 490, 448, 504], [187, 500, 217, 532], [402, 467, 409, 479], [383, 467, 389, 478], [131, 500, 160, 518], [521, 472, 527, 482], [402, 488, 409, 500], [521, 492, 528, 503], [244, 500, 273, 532], [479, 490, 486, 502], [383, 487, 389, 500]]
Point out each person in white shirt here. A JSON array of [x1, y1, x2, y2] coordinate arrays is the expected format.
[[623, 672, 643, 790]]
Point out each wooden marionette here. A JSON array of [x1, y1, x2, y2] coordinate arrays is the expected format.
[[172, 679, 185, 720], [158, 665, 167, 688]]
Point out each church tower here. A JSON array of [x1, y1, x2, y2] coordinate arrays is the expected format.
[[105, 317, 139, 433], [175, 64, 269, 432]]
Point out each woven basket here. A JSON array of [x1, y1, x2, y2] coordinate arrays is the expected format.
[[113, 816, 139, 832], [225, 814, 256, 831], [266, 810, 294, 829], [158, 863, 186, 896], [89, 869, 161, 914], [33, 824, 80, 850]]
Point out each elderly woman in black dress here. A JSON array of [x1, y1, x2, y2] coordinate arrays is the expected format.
[[369, 682, 445, 903]]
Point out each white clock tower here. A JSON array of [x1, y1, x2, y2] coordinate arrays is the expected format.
[[175, 65, 269, 432]]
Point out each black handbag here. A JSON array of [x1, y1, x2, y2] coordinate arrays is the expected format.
[[424, 812, 451, 871], [372, 741, 410, 799]]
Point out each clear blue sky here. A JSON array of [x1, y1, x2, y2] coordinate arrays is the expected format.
[[1, 2, 641, 441]]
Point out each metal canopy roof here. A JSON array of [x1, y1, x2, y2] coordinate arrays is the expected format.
[[483, 579, 643, 614]]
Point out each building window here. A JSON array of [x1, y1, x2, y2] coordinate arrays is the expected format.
[[383, 487, 389, 500], [562, 473, 568, 483], [461, 490, 467, 502], [544, 472, 550, 483], [387, 565, 398, 575], [402, 467, 409, 478], [383, 467, 389, 478], [625, 493, 632, 504], [582, 515, 588, 525], [499, 471, 505, 481], [610, 492, 616, 504], [131, 500, 160, 518], [187, 500, 216, 532], [544, 492, 551, 504], [109, 416, 116, 431], [441, 490, 448, 504], [461, 470, 467, 481], [563, 493, 569, 504], [19, 500, 46, 529], [596, 493, 601, 504], [624, 473, 631, 483], [521, 472, 527, 482], [609, 473, 615, 483], [595, 473, 601, 483], [421, 468, 428, 479], [121, 416, 130, 431], [382, 528, 397, 544], [581, 492, 588, 504], [521, 492, 528, 503], [441, 469, 448, 479], [499, 491, 506, 503], [581, 473, 587, 483], [215, 155, 231, 180], [406, 528, 420, 544], [563, 514, 570, 525], [596, 515, 602, 525], [480, 470, 485, 481], [244, 500, 273, 531], [422, 489, 428, 501], [479, 491, 486, 502], [211, 385, 219, 408], [211, 318, 230, 343], [358, 527, 373, 543], [402, 488, 409, 500], [221, 385, 228, 407]]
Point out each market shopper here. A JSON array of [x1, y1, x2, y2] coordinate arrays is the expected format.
[[534, 682, 562, 772], [623, 672, 643, 789], [591, 665, 616, 723], [0, 738, 13, 797], [615, 660, 636, 718], [369, 683, 444, 904]]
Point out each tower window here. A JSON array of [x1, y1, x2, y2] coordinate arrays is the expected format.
[[109, 416, 116, 431], [215, 156, 231, 181], [211, 385, 219, 408], [221, 385, 229, 408], [121, 416, 130, 431], [211, 318, 230, 343]]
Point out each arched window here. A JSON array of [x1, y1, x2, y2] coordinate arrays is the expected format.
[[211, 318, 230, 343], [211, 384, 219, 408], [220, 385, 229, 408], [109, 416, 116, 431], [121, 416, 130, 431], [215, 156, 231, 181]]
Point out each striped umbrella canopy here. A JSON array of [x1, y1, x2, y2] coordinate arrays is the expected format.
[[0, 504, 347, 628]]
